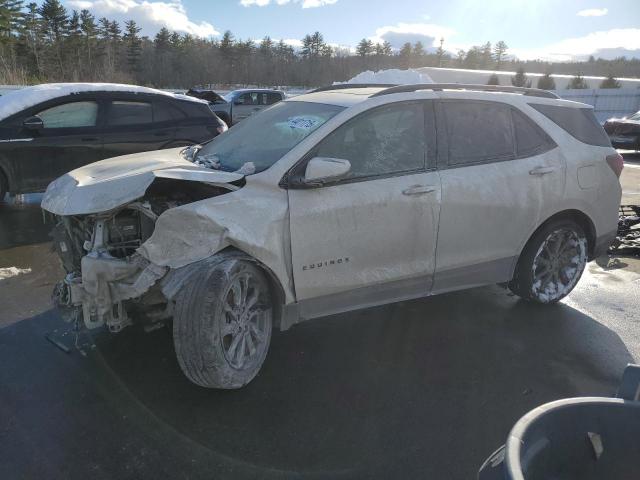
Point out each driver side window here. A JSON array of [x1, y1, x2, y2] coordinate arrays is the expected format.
[[314, 102, 426, 180], [36, 101, 98, 129]]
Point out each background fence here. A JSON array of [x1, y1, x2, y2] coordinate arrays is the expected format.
[[554, 88, 640, 123]]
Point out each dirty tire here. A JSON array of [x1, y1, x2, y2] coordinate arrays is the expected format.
[[173, 257, 273, 389], [509, 219, 588, 304]]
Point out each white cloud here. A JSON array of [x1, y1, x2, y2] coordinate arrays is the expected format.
[[510, 28, 640, 61], [240, 0, 337, 8], [369, 22, 462, 51], [577, 8, 608, 17], [65, 0, 219, 37]]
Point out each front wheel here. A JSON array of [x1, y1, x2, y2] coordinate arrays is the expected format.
[[509, 220, 588, 304], [173, 256, 273, 389]]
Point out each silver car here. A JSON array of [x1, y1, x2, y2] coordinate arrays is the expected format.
[[42, 84, 622, 389]]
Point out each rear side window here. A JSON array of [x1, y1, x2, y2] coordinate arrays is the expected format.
[[154, 102, 187, 122], [442, 101, 515, 165], [108, 101, 153, 126], [512, 108, 556, 157], [529, 104, 611, 147], [267, 92, 282, 105]]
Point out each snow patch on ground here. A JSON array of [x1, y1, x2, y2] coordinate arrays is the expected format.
[[341, 69, 434, 85], [0, 266, 32, 280], [0, 83, 207, 121]]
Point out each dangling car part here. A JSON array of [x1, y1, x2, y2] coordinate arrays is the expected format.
[[608, 205, 640, 256]]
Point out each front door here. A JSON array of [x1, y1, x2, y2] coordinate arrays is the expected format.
[[15, 99, 103, 192], [288, 101, 441, 318], [433, 99, 564, 293]]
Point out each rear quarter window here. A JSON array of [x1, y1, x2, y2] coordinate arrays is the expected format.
[[529, 103, 611, 147], [512, 108, 556, 157]]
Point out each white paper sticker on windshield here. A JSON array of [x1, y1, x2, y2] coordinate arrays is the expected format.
[[288, 116, 319, 130]]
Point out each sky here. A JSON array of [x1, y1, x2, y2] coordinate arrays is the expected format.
[[62, 0, 640, 61]]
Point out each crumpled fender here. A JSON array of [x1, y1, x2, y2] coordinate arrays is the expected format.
[[138, 183, 294, 302]]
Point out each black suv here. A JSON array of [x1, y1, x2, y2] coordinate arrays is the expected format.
[[0, 84, 227, 200]]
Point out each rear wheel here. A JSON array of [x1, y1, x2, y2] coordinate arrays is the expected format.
[[173, 256, 273, 389], [509, 220, 588, 304]]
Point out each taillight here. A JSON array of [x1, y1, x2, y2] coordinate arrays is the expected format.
[[606, 152, 624, 178]]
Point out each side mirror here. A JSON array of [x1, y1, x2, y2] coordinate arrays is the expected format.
[[23, 115, 44, 131], [304, 157, 351, 185], [233, 98, 244, 105]]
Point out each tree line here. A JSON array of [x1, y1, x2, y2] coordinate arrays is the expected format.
[[0, 0, 637, 89]]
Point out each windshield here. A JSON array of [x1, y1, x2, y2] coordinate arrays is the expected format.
[[629, 111, 640, 121], [194, 101, 345, 174]]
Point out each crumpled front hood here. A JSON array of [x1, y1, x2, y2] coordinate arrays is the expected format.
[[41, 147, 244, 216]]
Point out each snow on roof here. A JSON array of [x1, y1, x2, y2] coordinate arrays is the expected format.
[[342, 69, 434, 85], [0, 83, 207, 121]]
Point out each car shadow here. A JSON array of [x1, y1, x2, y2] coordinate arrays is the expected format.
[[76, 285, 634, 479], [0, 194, 51, 250]]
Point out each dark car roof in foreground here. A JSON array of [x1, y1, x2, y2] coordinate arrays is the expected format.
[[0, 83, 207, 121]]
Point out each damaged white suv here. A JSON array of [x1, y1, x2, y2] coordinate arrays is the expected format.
[[42, 84, 622, 389]]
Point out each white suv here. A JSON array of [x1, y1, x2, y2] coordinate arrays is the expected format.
[[42, 84, 623, 389]]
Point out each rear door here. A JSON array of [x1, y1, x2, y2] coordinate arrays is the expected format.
[[11, 96, 103, 192], [288, 101, 441, 315], [433, 99, 562, 293], [101, 96, 176, 158]]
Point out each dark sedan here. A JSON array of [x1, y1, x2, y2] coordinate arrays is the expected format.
[[604, 111, 640, 151], [0, 83, 227, 200]]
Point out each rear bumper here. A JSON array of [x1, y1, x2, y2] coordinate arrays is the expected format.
[[592, 229, 617, 258]]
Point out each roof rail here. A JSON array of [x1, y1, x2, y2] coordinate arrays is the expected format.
[[309, 83, 397, 93], [370, 83, 559, 99]]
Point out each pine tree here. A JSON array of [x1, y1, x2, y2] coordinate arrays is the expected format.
[[0, 0, 24, 41], [79, 10, 96, 77], [537, 72, 556, 90], [599, 73, 621, 88], [38, 0, 67, 42], [480, 41, 492, 68], [382, 40, 392, 56], [511, 66, 531, 87], [487, 73, 499, 85], [19, 2, 43, 77], [411, 41, 425, 67], [567, 73, 589, 89], [356, 38, 373, 57], [493, 40, 508, 70], [399, 42, 412, 68], [123, 20, 141, 76], [38, 0, 68, 77]]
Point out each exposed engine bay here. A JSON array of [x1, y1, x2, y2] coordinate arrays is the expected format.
[[51, 178, 233, 333]]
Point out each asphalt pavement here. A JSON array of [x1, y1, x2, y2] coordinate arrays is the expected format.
[[1, 155, 639, 480]]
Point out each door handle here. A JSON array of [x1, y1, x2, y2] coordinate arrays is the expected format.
[[81, 137, 98, 142], [529, 166, 556, 176], [154, 131, 170, 137], [402, 185, 437, 196]]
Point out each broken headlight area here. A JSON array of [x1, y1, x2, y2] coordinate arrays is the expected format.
[[50, 179, 231, 333]]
